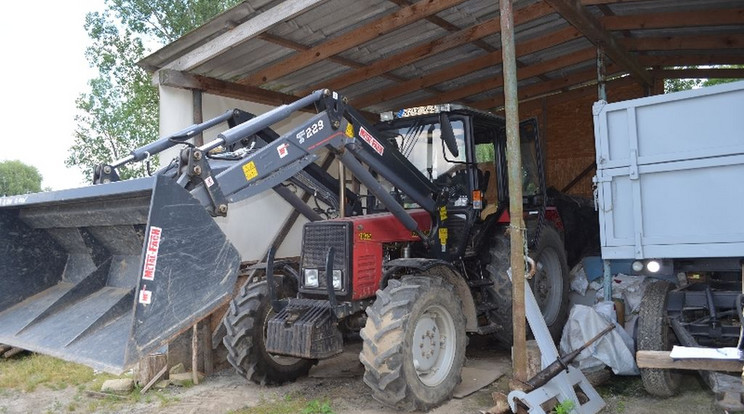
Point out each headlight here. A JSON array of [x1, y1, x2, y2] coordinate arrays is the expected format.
[[332, 270, 343, 289], [646, 260, 661, 273], [304, 268, 319, 287]]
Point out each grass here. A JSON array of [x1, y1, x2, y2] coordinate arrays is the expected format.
[[230, 393, 335, 414], [0, 352, 183, 413], [0, 353, 113, 392]]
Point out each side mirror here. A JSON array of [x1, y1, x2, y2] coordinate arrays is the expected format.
[[439, 113, 459, 158]]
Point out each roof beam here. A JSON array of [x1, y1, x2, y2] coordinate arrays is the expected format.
[[652, 68, 744, 79], [157, 69, 302, 106], [510, 76, 638, 114], [156, 69, 377, 119], [622, 34, 744, 51], [238, 0, 468, 86], [543, 0, 651, 86], [602, 8, 744, 31], [304, 1, 554, 95], [637, 54, 744, 67], [161, 0, 327, 72], [351, 26, 583, 109]]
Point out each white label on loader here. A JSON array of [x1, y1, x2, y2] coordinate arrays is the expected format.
[[142, 226, 162, 281], [139, 285, 152, 305]]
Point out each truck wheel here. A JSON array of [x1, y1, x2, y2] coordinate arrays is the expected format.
[[638, 280, 680, 397], [486, 225, 569, 345], [360, 276, 467, 411], [223, 278, 314, 385]]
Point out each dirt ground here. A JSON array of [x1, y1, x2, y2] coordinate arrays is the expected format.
[[0, 339, 729, 414]]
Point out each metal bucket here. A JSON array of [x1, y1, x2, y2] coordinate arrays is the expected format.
[[0, 174, 240, 373]]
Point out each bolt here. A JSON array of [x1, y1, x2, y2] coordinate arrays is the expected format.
[[193, 151, 203, 160], [342, 96, 349, 104], [332, 120, 340, 129], [193, 166, 202, 175], [218, 204, 228, 214], [103, 166, 111, 174]]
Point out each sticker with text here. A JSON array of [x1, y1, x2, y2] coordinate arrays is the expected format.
[[142, 226, 162, 281], [359, 126, 384, 156], [139, 285, 152, 305]]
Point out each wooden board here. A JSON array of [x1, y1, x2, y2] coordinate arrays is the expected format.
[[636, 350, 744, 372]]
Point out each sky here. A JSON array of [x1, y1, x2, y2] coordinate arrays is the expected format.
[[0, 1, 105, 190]]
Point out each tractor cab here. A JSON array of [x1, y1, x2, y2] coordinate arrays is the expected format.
[[376, 105, 544, 258]]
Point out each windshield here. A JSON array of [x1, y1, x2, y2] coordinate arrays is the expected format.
[[380, 118, 466, 181]]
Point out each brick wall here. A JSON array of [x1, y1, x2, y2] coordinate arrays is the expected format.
[[513, 78, 661, 197]]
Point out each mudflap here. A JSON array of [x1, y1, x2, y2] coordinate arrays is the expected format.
[[0, 174, 240, 373], [265, 299, 343, 359]]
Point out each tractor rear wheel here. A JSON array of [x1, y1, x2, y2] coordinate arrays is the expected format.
[[485, 225, 569, 346], [223, 278, 315, 385], [360, 276, 466, 411], [638, 280, 680, 397]]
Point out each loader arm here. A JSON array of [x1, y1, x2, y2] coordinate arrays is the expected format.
[[187, 90, 441, 243]]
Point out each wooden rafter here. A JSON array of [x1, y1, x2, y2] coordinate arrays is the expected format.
[[157, 69, 377, 119], [160, 0, 328, 72], [237, 0, 468, 86], [622, 34, 744, 51], [543, 0, 652, 86], [652, 68, 744, 79], [301, 1, 555, 95], [351, 26, 583, 109], [637, 54, 744, 67], [601, 8, 744, 31]]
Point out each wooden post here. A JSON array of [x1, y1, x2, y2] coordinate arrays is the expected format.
[[500, 0, 527, 384], [202, 318, 214, 376], [192, 324, 199, 385], [136, 353, 167, 386]]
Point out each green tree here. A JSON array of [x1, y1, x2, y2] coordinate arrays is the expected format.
[[0, 160, 43, 196], [67, 0, 240, 180], [664, 65, 743, 93]]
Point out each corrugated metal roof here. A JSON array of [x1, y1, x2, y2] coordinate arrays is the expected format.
[[140, 0, 744, 113]]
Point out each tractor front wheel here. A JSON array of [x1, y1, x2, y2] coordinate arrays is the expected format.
[[360, 276, 467, 411], [223, 278, 315, 385]]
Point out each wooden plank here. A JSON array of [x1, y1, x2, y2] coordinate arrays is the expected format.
[[352, 26, 582, 109], [192, 324, 199, 385], [163, 0, 328, 71], [602, 8, 744, 31], [309, 1, 555, 94], [652, 68, 744, 79], [638, 54, 744, 68], [544, 0, 652, 87], [140, 365, 168, 394], [407, 46, 596, 107], [622, 34, 744, 51], [636, 350, 744, 372], [238, 0, 468, 86]]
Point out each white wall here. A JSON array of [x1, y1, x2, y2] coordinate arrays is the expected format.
[[158, 85, 318, 262]]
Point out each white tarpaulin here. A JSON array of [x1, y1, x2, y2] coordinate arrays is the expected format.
[[560, 303, 639, 376]]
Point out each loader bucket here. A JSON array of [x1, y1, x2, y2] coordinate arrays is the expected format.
[[0, 174, 240, 373]]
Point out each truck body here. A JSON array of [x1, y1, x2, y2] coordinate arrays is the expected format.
[[593, 80, 744, 406]]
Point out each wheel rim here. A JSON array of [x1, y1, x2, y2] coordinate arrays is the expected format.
[[263, 309, 303, 366], [411, 304, 456, 387], [532, 248, 563, 325]]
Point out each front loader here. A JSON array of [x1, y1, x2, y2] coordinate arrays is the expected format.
[[0, 93, 355, 373], [0, 89, 570, 411]]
